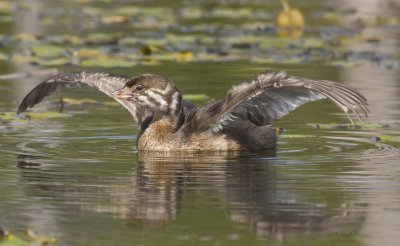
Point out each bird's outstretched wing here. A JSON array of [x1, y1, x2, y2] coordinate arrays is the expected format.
[[17, 71, 152, 126], [186, 71, 369, 133]]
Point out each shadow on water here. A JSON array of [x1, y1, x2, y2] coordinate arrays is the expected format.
[[15, 150, 367, 243]]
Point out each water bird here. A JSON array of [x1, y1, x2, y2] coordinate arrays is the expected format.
[[17, 71, 369, 151]]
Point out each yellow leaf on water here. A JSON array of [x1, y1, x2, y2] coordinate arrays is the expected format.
[[175, 51, 194, 62], [276, 0, 305, 28]]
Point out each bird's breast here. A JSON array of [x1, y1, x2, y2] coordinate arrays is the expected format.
[[137, 118, 177, 151], [137, 119, 241, 151]]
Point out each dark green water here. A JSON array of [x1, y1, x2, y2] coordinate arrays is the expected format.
[[1, 1, 400, 245]]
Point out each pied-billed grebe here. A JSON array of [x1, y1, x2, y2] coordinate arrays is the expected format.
[[17, 71, 369, 151]]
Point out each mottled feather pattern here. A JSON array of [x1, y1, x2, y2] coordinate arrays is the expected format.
[[183, 71, 368, 134]]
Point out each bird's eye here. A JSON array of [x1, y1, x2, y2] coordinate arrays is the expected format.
[[136, 85, 144, 91]]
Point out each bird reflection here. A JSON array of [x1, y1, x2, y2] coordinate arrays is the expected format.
[[16, 151, 365, 239]]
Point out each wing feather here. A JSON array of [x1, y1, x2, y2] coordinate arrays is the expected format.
[[17, 71, 151, 126], [186, 71, 369, 133]]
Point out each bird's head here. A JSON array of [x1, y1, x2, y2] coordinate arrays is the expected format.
[[114, 74, 182, 114]]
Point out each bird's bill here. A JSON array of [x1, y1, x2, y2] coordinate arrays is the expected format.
[[113, 89, 132, 99]]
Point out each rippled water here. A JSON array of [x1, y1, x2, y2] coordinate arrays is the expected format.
[[1, 63, 400, 246], [1, 1, 400, 246]]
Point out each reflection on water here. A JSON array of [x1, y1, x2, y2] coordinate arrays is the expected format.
[[13, 148, 369, 244]]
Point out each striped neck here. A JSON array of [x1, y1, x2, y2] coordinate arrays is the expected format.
[[150, 87, 183, 132]]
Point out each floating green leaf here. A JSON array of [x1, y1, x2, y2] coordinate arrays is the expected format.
[[85, 33, 122, 44], [0, 52, 7, 61], [380, 135, 400, 143], [0, 228, 56, 246], [10, 55, 39, 65], [37, 58, 70, 66], [183, 94, 209, 101], [1, 1, 399, 70], [80, 57, 136, 68], [12, 33, 37, 42], [73, 48, 104, 59], [0, 234, 30, 246], [31, 45, 66, 58]]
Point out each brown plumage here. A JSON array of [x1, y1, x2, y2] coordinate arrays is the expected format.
[[17, 71, 369, 151]]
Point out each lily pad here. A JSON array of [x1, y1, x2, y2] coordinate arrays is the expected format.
[[0, 51, 7, 61], [10, 55, 39, 65], [1, 0, 399, 70], [0, 228, 56, 246], [379, 135, 400, 143], [84, 33, 122, 45], [0, 234, 30, 246], [80, 57, 136, 68], [12, 33, 37, 42], [320, 12, 342, 23], [82, 6, 103, 16], [37, 58, 70, 66], [182, 94, 209, 101], [328, 60, 358, 68], [73, 48, 104, 59], [27, 112, 73, 120], [31, 45, 66, 58]]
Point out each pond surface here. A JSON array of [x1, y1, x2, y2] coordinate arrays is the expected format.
[[1, 0, 400, 245]]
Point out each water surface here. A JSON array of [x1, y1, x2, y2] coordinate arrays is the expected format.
[[1, 1, 400, 245]]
